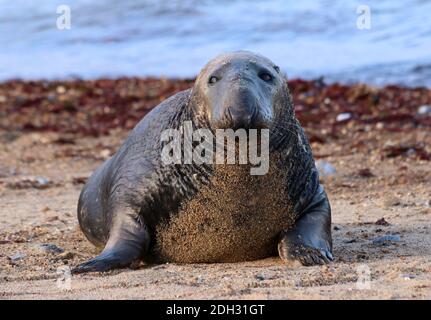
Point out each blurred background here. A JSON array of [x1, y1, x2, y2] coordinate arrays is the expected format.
[[1, 0, 431, 87]]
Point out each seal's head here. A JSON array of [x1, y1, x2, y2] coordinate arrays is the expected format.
[[191, 51, 291, 130]]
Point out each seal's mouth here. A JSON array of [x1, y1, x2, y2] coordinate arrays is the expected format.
[[222, 104, 259, 130]]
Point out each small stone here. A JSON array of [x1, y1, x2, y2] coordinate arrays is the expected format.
[[36, 177, 50, 187], [372, 235, 401, 246], [57, 251, 75, 260], [336, 113, 352, 122], [100, 149, 111, 159], [344, 239, 357, 244], [72, 176, 88, 185], [316, 160, 336, 178], [37, 243, 64, 254], [418, 105, 431, 115], [9, 252, 26, 262], [255, 275, 265, 281], [406, 148, 416, 157], [6, 176, 55, 190], [56, 86, 66, 94], [376, 122, 385, 130], [375, 218, 390, 226], [357, 168, 375, 178]]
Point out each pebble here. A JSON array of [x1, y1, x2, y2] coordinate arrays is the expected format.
[[56, 86, 66, 94], [100, 149, 111, 159], [375, 217, 390, 226], [357, 168, 375, 178], [376, 122, 385, 129], [344, 239, 357, 244], [36, 243, 64, 254], [417, 105, 431, 115], [6, 176, 56, 190], [336, 112, 352, 122], [9, 252, 26, 262], [316, 160, 336, 177], [35, 177, 50, 187], [57, 251, 75, 260], [371, 235, 401, 246]]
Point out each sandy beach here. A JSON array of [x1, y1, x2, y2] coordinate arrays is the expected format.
[[0, 78, 430, 299]]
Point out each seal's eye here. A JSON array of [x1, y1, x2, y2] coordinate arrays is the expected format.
[[259, 72, 273, 82], [208, 76, 219, 85]]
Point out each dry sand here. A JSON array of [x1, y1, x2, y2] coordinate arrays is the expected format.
[[0, 127, 430, 300]]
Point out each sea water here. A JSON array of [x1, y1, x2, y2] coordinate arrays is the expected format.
[[1, 0, 430, 86]]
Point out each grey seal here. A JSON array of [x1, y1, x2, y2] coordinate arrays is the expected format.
[[73, 51, 333, 273]]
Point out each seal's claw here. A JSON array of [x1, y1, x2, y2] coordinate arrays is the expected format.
[[325, 250, 334, 262], [72, 258, 118, 274], [278, 242, 333, 266], [72, 251, 134, 274], [72, 258, 110, 274]]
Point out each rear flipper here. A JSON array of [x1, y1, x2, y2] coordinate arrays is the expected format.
[[73, 213, 150, 274], [278, 185, 333, 266]]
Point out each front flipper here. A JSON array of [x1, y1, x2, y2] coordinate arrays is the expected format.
[[278, 185, 333, 266], [73, 213, 150, 274]]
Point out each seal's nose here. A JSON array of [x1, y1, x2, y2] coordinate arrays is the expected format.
[[223, 86, 257, 129], [226, 106, 254, 129]]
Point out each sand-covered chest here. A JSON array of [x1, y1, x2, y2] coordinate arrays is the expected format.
[[155, 157, 296, 263]]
